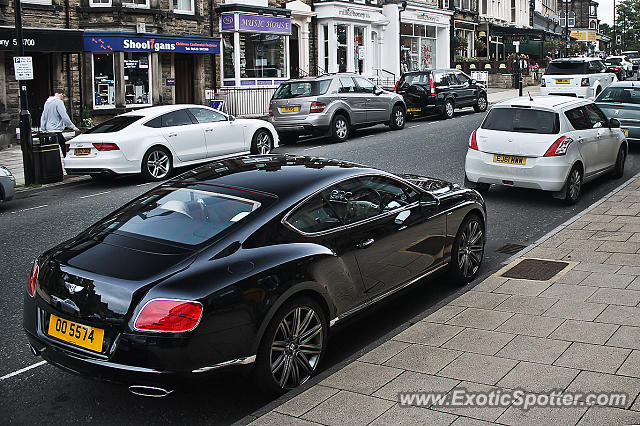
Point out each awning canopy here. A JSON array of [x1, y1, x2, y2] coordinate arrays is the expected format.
[[488, 24, 567, 42], [0, 27, 83, 52]]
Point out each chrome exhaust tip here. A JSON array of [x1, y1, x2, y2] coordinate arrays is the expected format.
[[29, 344, 39, 356], [128, 385, 173, 398]]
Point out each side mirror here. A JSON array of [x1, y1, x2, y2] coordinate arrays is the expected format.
[[419, 192, 439, 208], [610, 118, 621, 128], [228, 115, 235, 122], [374, 87, 384, 96], [471, 79, 477, 85]]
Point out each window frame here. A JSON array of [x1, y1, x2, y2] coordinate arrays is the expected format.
[[92, 52, 116, 110], [89, 0, 112, 6], [188, 107, 228, 123], [121, 0, 150, 9], [124, 52, 153, 107], [173, 0, 195, 15], [21, 0, 53, 5]]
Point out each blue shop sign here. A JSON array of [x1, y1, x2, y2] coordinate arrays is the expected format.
[[84, 33, 220, 54]]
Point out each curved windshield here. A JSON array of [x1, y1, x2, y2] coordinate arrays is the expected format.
[[96, 187, 265, 247], [605, 58, 622, 65], [597, 87, 640, 104], [273, 80, 332, 99], [85, 116, 143, 134]]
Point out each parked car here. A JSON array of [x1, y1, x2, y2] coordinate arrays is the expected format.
[[64, 105, 279, 182], [0, 164, 16, 203], [540, 57, 617, 99], [596, 82, 640, 144], [621, 51, 640, 74], [23, 154, 486, 396], [604, 56, 634, 80], [464, 96, 627, 204], [268, 74, 406, 144], [395, 69, 488, 120]]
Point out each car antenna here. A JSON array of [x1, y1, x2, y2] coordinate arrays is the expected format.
[[528, 91, 533, 101]]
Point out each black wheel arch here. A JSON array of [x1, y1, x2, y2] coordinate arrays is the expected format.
[[142, 144, 174, 166], [252, 127, 276, 147], [332, 109, 351, 126]]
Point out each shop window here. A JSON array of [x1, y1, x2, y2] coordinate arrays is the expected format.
[[122, 0, 149, 8], [401, 23, 413, 36], [337, 25, 347, 73], [223, 33, 235, 79], [323, 25, 329, 73], [92, 53, 115, 109], [239, 33, 286, 78], [124, 52, 151, 106], [90, 0, 111, 6], [401, 24, 437, 72], [173, 0, 194, 14]]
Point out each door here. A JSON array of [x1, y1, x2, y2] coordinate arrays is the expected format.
[[174, 54, 195, 104], [354, 76, 387, 123], [565, 105, 599, 177], [338, 77, 366, 124], [188, 107, 246, 157], [324, 176, 445, 298], [586, 104, 620, 171], [453, 71, 475, 106], [159, 109, 207, 162], [26, 53, 53, 128], [289, 24, 300, 79]]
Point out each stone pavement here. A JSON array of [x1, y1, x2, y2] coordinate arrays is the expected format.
[[245, 175, 640, 426]]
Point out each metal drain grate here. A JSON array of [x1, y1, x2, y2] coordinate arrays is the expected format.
[[501, 258, 569, 281], [496, 243, 527, 255]]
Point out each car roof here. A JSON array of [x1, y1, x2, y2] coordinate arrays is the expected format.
[[494, 96, 588, 110], [119, 104, 215, 118], [550, 57, 599, 63], [606, 56, 626, 59], [170, 155, 386, 203], [605, 81, 640, 88]]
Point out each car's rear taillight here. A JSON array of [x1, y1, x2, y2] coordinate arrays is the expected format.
[[92, 143, 120, 151], [27, 260, 39, 297], [469, 129, 479, 150], [394, 80, 400, 92], [134, 299, 203, 333], [429, 73, 436, 95], [310, 102, 326, 113], [541, 79, 546, 87], [65, 144, 70, 153], [581, 78, 590, 87], [544, 136, 574, 157], [269, 105, 273, 116]]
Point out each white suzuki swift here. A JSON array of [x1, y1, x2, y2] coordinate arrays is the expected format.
[[464, 96, 627, 204]]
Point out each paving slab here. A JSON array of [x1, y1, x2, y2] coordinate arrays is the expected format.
[[495, 314, 564, 338], [384, 344, 462, 375], [446, 308, 513, 331], [553, 342, 631, 374], [538, 283, 598, 302], [573, 262, 621, 273], [442, 328, 515, 356], [555, 270, 590, 284], [577, 406, 640, 426], [496, 361, 579, 393], [495, 335, 570, 364], [542, 300, 607, 321], [596, 305, 640, 327], [300, 390, 394, 425], [496, 404, 588, 426], [433, 381, 511, 422], [249, 411, 322, 426], [423, 305, 467, 323], [566, 371, 640, 408], [370, 404, 458, 426], [449, 291, 510, 310], [275, 385, 339, 417], [579, 273, 634, 289], [372, 371, 459, 403], [360, 340, 411, 365], [494, 295, 558, 316], [472, 276, 508, 292], [394, 322, 464, 347], [548, 319, 618, 345], [586, 288, 640, 306], [319, 361, 403, 395], [606, 325, 640, 350], [437, 353, 518, 386], [617, 350, 640, 379], [492, 279, 553, 297]]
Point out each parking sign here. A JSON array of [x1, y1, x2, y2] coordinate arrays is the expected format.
[[13, 56, 33, 80]]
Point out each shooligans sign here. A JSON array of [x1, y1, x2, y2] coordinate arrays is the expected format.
[[83, 33, 220, 54]]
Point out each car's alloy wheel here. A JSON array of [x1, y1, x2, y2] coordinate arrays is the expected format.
[[142, 148, 172, 181], [474, 96, 488, 113], [449, 215, 484, 285], [612, 146, 626, 179], [564, 166, 582, 205], [443, 100, 454, 119], [390, 105, 405, 130], [331, 114, 349, 142], [252, 130, 273, 155]]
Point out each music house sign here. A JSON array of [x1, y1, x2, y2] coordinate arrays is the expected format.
[[220, 12, 292, 87]]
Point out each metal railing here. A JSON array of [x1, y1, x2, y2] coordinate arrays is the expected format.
[[217, 87, 276, 117]]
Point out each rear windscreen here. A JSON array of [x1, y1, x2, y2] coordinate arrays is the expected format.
[[399, 73, 430, 88], [545, 62, 587, 75], [273, 80, 332, 99], [605, 58, 622, 65], [482, 108, 560, 134], [84, 116, 143, 133]]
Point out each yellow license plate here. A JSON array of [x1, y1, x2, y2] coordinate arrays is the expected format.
[[408, 107, 422, 112], [47, 314, 104, 352], [494, 154, 527, 165], [555, 79, 570, 84], [281, 106, 299, 113], [75, 148, 91, 156], [622, 128, 629, 137]]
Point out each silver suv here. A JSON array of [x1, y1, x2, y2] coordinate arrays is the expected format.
[[268, 74, 406, 144]]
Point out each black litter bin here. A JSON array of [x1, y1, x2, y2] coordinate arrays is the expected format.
[[33, 132, 63, 184]]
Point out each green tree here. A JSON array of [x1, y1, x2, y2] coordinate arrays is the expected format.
[[615, 0, 640, 51]]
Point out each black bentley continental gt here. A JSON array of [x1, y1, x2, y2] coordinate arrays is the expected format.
[[24, 155, 486, 396]]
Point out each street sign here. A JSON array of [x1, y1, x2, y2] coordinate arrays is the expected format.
[[209, 99, 225, 112], [13, 56, 33, 80], [513, 41, 520, 53]]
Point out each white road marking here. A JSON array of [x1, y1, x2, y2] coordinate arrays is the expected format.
[[0, 361, 47, 380], [136, 182, 154, 187], [303, 146, 321, 151], [11, 205, 48, 214], [408, 125, 421, 128], [80, 191, 110, 199]]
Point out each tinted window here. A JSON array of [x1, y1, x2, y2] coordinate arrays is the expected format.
[[355, 77, 375, 94], [272, 80, 332, 99], [588, 61, 605, 74], [161, 110, 193, 127], [400, 73, 430, 88], [565, 106, 591, 130], [98, 187, 263, 247], [482, 108, 559, 134], [338, 77, 357, 93], [286, 195, 342, 233], [597, 87, 640, 104], [433, 71, 450, 88], [85, 116, 143, 134], [455, 72, 470, 85], [584, 104, 608, 128], [144, 116, 162, 128], [189, 108, 226, 123], [545, 62, 587, 75]]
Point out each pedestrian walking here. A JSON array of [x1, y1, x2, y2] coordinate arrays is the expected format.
[[40, 88, 79, 157]]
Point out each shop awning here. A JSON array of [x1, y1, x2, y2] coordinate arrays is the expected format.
[[488, 24, 567, 41], [0, 27, 83, 52], [83, 32, 221, 54]]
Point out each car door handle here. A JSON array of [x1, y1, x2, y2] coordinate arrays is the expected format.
[[167, 132, 177, 137], [356, 238, 375, 249], [205, 128, 214, 132]]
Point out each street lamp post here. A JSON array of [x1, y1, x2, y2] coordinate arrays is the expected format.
[[14, 0, 35, 186], [565, 0, 570, 57]]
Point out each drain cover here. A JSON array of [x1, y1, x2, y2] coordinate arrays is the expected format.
[[496, 243, 527, 255], [501, 258, 569, 281]]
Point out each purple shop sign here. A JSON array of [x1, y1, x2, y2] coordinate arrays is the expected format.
[[221, 14, 235, 31], [238, 14, 291, 35]]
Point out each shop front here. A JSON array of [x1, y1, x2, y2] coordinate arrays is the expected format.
[[219, 7, 292, 87], [398, 5, 451, 73], [82, 32, 220, 112], [316, 2, 389, 78]]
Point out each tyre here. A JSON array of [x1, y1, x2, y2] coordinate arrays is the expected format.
[[473, 95, 488, 113], [254, 296, 328, 396], [441, 100, 454, 119], [251, 129, 273, 155], [449, 214, 485, 285], [330, 114, 349, 143], [611, 145, 626, 179], [279, 134, 299, 145], [389, 105, 406, 130], [141, 147, 172, 182], [563, 165, 583, 205]]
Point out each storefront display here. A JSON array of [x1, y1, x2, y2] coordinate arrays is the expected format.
[[124, 52, 151, 105], [400, 23, 437, 72], [92, 53, 115, 108]]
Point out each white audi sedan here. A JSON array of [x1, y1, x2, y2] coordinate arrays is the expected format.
[[65, 105, 279, 181], [464, 96, 627, 204]]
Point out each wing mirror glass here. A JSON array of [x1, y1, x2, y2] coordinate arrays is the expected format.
[[610, 118, 621, 128], [419, 192, 439, 208], [471, 79, 477, 85], [228, 115, 235, 122], [374, 87, 384, 96]]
